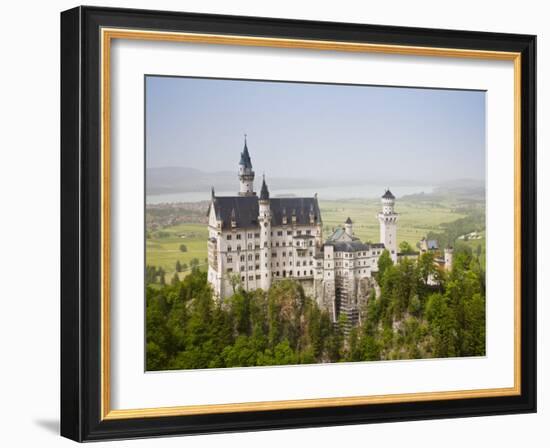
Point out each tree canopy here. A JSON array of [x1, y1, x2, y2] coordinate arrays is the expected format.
[[146, 249, 485, 370]]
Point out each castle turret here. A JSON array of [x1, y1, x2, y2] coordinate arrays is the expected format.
[[344, 217, 353, 238], [444, 246, 454, 271], [377, 189, 398, 262], [258, 176, 272, 291], [238, 135, 255, 196]]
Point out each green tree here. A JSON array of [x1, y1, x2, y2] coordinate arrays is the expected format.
[[399, 241, 415, 255], [377, 249, 393, 281], [179, 244, 188, 252]]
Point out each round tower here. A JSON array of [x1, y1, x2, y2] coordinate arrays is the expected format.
[[377, 189, 398, 262], [258, 176, 272, 291], [238, 135, 255, 196], [444, 246, 454, 271], [344, 217, 353, 238]]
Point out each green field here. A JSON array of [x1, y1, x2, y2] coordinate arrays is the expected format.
[[146, 198, 467, 280], [320, 198, 465, 246], [146, 223, 209, 278]]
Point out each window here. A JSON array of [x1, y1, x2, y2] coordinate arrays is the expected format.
[[241, 276, 245, 281], [287, 230, 292, 235], [248, 243, 253, 250], [309, 241, 313, 246], [256, 274, 261, 280], [226, 235, 232, 240], [255, 254, 260, 260], [277, 231, 283, 236], [248, 275, 253, 281], [240, 266, 245, 272], [248, 233, 253, 238], [254, 233, 260, 238], [248, 254, 253, 261], [303, 270, 307, 276], [227, 256, 233, 263], [297, 230, 302, 235], [227, 246, 232, 252], [297, 261, 301, 267], [306, 230, 311, 235], [237, 245, 241, 251], [255, 264, 260, 270], [236, 234, 241, 240], [310, 270, 313, 275]]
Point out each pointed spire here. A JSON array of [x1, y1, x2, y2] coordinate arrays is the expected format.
[[382, 189, 395, 200], [260, 174, 270, 201], [211, 186, 215, 199], [345, 217, 352, 224], [239, 134, 253, 169]]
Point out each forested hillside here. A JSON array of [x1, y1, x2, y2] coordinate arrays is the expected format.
[[146, 248, 485, 371]]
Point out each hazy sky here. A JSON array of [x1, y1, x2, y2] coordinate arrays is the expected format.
[[145, 76, 485, 183]]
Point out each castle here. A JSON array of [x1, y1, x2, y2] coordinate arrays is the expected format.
[[206, 138, 447, 326]]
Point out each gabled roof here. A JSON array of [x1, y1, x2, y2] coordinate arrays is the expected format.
[[345, 217, 352, 224], [212, 196, 259, 229], [269, 197, 321, 226], [211, 195, 321, 230]]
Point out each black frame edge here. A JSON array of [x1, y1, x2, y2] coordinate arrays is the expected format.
[[60, 6, 83, 442], [60, 5, 537, 442]]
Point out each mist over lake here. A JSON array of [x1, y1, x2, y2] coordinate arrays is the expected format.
[[146, 183, 435, 204]]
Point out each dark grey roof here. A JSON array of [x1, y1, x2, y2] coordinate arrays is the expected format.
[[345, 217, 352, 224], [270, 197, 321, 226], [212, 196, 321, 230], [212, 196, 259, 229], [371, 243, 385, 249], [260, 177, 269, 200], [382, 189, 395, 199], [325, 240, 373, 253], [239, 140, 253, 169]]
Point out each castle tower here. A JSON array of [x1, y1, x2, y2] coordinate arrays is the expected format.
[[344, 217, 353, 238], [258, 176, 272, 291], [444, 246, 454, 271], [238, 135, 255, 196], [377, 189, 398, 262]]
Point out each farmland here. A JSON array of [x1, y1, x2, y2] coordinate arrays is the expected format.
[[146, 196, 470, 280]]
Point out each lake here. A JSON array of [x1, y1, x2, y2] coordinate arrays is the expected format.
[[146, 184, 435, 204]]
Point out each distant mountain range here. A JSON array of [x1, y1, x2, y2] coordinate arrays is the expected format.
[[146, 166, 443, 196]]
